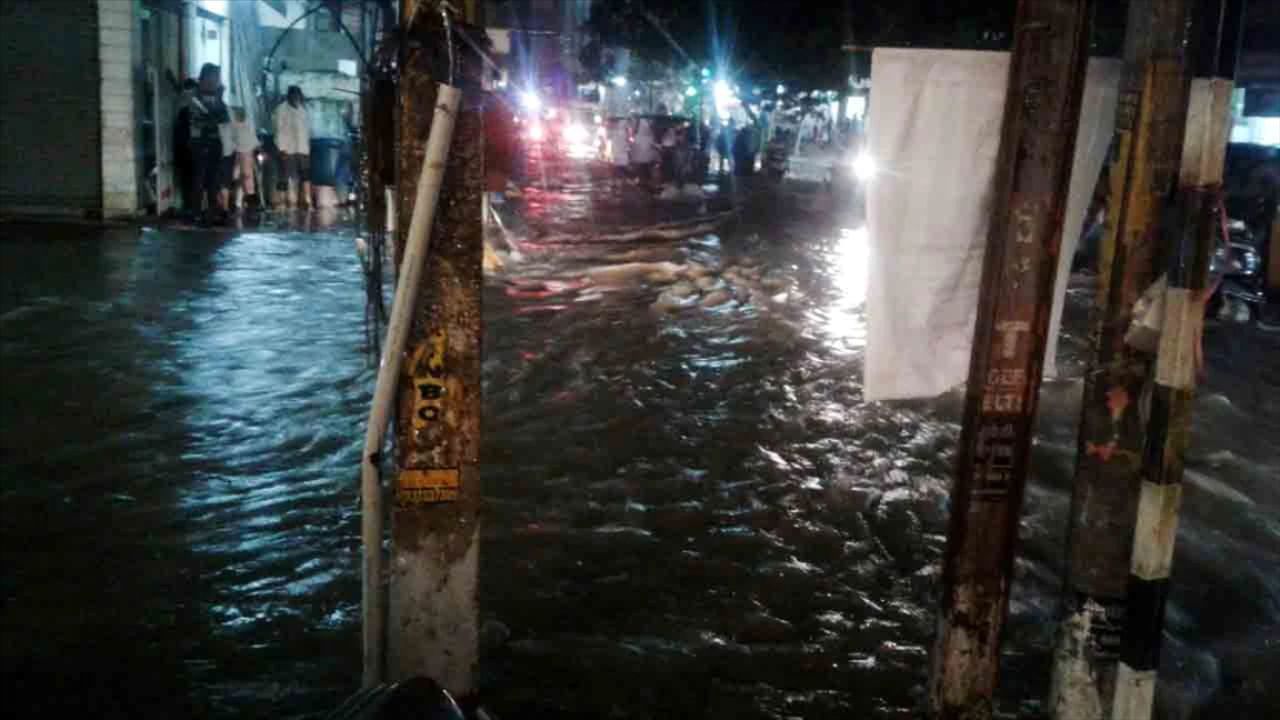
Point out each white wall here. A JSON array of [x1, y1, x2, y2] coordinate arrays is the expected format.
[[257, 0, 310, 29], [100, 0, 141, 217], [191, 13, 225, 76]]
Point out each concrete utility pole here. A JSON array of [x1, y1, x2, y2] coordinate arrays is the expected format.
[[930, 2, 1093, 718], [387, 0, 484, 695], [1048, 1, 1194, 717], [1111, 2, 1245, 718]]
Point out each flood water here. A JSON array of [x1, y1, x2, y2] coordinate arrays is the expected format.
[[2, 176, 1277, 719]]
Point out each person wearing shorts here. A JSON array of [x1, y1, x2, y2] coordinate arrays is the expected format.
[[273, 85, 312, 209], [282, 153, 310, 197]]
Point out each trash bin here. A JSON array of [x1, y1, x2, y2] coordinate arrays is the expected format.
[[311, 137, 346, 188]]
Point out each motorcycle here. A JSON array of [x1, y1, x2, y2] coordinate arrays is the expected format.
[[1208, 218, 1266, 323]]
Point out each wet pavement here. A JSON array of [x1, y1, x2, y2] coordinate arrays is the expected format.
[[2, 164, 1278, 719]]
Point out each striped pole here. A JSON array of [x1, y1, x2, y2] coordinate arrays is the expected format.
[[1111, 2, 1244, 718], [1110, 190, 1213, 719], [1049, 1, 1193, 714]]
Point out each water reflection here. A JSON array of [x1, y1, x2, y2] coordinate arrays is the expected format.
[[3, 175, 1277, 719], [816, 225, 870, 348]]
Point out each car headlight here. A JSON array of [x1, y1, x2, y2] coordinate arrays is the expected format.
[[563, 123, 588, 145], [851, 151, 878, 182]]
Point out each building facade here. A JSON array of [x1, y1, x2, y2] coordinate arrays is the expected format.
[[0, 0, 384, 219], [2, 0, 143, 217]]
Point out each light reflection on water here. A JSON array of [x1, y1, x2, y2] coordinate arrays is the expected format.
[[813, 225, 870, 348]]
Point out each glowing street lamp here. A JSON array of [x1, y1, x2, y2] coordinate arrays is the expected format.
[[610, 75, 628, 88], [713, 79, 734, 118], [519, 90, 542, 113]]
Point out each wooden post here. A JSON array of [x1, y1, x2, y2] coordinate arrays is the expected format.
[[387, 0, 484, 695], [929, 2, 1093, 718], [1110, 2, 1244, 718], [1048, 1, 1193, 717]]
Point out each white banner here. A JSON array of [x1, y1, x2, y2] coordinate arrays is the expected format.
[[864, 49, 1121, 401]]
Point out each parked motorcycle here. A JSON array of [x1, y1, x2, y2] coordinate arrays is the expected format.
[[1208, 218, 1266, 323]]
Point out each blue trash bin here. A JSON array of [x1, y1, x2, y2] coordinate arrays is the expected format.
[[310, 138, 345, 187]]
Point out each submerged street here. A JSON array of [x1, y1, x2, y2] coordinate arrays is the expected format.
[[3, 163, 1278, 718]]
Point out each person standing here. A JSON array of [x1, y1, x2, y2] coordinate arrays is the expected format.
[[217, 90, 236, 212], [482, 91, 514, 207], [606, 117, 630, 180], [659, 121, 679, 187], [173, 78, 198, 215], [732, 122, 757, 177], [630, 116, 658, 188], [274, 85, 312, 210], [190, 64, 230, 224], [229, 107, 259, 210], [715, 123, 733, 175]]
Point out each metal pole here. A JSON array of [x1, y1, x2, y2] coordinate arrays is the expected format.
[[1049, 1, 1193, 716], [1110, 2, 1244, 718], [386, 0, 484, 696], [930, 2, 1093, 717]]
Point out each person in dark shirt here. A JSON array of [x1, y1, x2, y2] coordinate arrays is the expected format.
[[173, 78, 198, 214], [190, 63, 230, 223]]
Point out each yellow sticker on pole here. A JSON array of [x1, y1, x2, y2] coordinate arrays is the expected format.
[[396, 468, 460, 505], [409, 332, 448, 431]]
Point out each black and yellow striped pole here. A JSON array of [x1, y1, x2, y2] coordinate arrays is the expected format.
[[1048, 1, 1193, 715], [1111, 2, 1245, 717]]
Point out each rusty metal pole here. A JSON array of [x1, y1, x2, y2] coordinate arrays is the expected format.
[[929, 2, 1093, 718], [1109, 2, 1245, 718], [387, 0, 484, 695], [1048, 1, 1194, 717]]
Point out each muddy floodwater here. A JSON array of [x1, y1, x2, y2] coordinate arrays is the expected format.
[[2, 176, 1277, 719]]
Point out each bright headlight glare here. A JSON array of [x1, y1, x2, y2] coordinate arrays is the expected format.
[[851, 152, 878, 182]]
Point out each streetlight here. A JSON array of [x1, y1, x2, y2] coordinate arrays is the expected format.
[[713, 79, 734, 119]]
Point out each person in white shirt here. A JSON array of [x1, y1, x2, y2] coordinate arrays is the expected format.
[[217, 98, 235, 211], [606, 118, 630, 178], [273, 86, 312, 209], [229, 107, 259, 209], [631, 117, 658, 187]]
